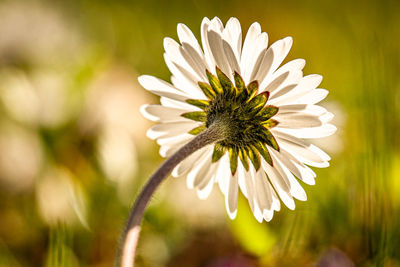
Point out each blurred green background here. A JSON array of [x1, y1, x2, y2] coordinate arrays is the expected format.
[[0, 0, 399, 266]]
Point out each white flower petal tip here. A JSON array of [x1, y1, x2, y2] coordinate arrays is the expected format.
[[139, 17, 336, 223], [292, 188, 307, 201], [197, 184, 214, 200], [227, 209, 238, 220], [140, 104, 157, 121], [263, 210, 274, 222], [225, 172, 239, 219], [286, 200, 296, 210], [283, 36, 293, 48], [171, 166, 180, 178]]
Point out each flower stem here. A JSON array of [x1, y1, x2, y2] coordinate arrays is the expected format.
[[118, 122, 226, 267]]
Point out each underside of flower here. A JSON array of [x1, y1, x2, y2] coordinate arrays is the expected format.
[[139, 17, 336, 223], [182, 67, 280, 175]]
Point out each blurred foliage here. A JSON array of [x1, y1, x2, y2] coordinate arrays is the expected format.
[[0, 0, 399, 266]]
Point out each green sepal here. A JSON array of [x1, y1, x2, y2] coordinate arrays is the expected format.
[[234, 71, 245, 93], [216, 67, 234, 94], [248, 145, 261, 171], [264, 129, 280, 151], [258, 91, 270, 102], [206, 70, 223, 94], [254, 142, 273, 166], [246, 80, 259, 100], [246, 94, 268, 113], [262, 119, 279, 129], [228, 147, 238, 175], [238, 147, 249, 171], [198, 82, 215, 99], [212, 143, 225, 163], [181, 111, 207, 122], [186, 99, 210, 109], [243, 125, 253, 135], [259, 105, 279, 119], [188, 125, 206, 135]]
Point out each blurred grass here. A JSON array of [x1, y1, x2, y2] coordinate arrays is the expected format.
[[0, 0, 399, 266]]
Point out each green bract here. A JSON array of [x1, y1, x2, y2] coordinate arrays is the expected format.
[[182, 67, 280, 175]]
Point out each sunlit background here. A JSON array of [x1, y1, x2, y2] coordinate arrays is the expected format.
[[0, 0, 399, 266]]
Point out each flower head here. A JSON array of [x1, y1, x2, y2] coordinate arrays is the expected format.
[[139, 17, 336, 222]]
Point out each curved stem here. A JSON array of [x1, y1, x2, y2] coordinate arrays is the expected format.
[[118, 123, 226, 267]]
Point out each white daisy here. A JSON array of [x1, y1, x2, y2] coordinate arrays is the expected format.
[[139, 17, 336, 222]]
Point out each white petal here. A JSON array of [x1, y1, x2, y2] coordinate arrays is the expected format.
[[159, 137, 191, 158], [274, 147, 316, 185], [247, 167, 263, 223], [254, 37, 293, 86], [207, 29, 231, 76], [238, 164, 265, 222], [138, 75, 188, 101], [254, 170, 273, 210], [177, 23, 203, 59], [210, 17, 224, 32], [273, 130, 330, 168], [320, 112, 334, 123], [240, 23, 265, 83], [140, 104, 191, 123], [201, 17, 215, 70], [309, 144, 331, 161], [241, 22, 261, 63], [270, 150, 307, 201], [273, 129, 313, 147], [277, 104, 327, 116], [273, 59, 306, 77], [188, 153, 215, 188], [186, 148, 213, 189], [271, 187, 281, 212], [171, 75, 201, 98], [238, 162, 254, 212], [222, 39, 241, 75], [295, 89, 329, 104], [193, 157, 215, 188], [146, 121, 201, 140], [245, 32, 269, 84], [273, 124, 337, 139], [164, 37, 204, 81], [225, 169, 239, 219], [263, 209, 274, 222], [164, 54, 206, 98], [269, 84, 298, 99], [157, 132, 193, 146], [269, 74, 323, 105], [216, 153, 230, 196], [261, 71, 290, 94], [275, 113, 323, 128], [238, 167, 248, 198], [172, 145, 211, 177], [277, 138, 329, 167], [207, 17, 226, 65], [160, 96, 199, 110], [266, 70, 303, 96], [262, 159, 295, 210], [197, 173, 215, 200], [223, 17, 242, 58], [221, 18, 242, 75], [196, 161, 219, 199], [180, 43, 208, 80], [292, 73, 324, 96]]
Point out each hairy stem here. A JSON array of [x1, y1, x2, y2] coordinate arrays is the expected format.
[[118, 122, 226, 267]]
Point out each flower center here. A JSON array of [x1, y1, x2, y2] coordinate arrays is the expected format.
[[182, 67, 280, 174]]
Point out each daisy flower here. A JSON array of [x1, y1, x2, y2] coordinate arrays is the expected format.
[[139, 17, 336, 222]]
